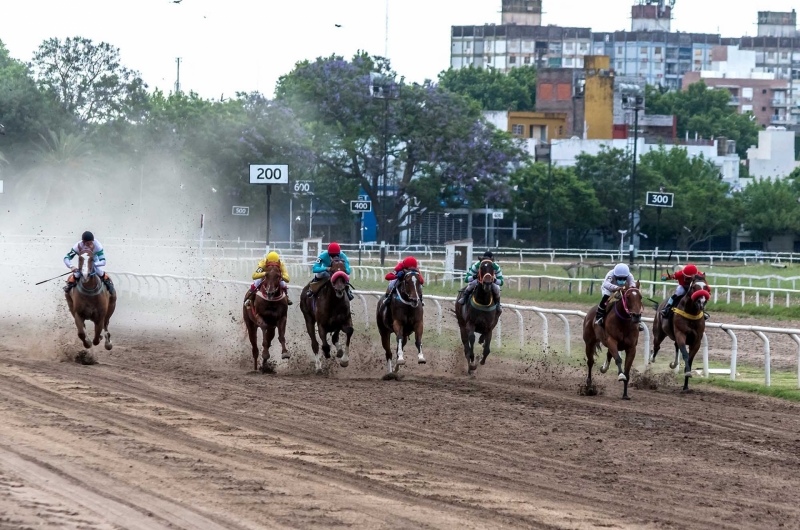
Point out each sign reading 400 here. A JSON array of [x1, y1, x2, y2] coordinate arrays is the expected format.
[[249, 164, 289, 184]]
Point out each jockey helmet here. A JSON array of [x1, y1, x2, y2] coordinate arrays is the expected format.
[[613, 263, 630, 285], [328, 242, 341, 255], [683, 264, 698, 276], [266, 251, 280, 263], [402, 256, 418, 269], [81, 231, 94, 242], [483, 250, 494, 260]]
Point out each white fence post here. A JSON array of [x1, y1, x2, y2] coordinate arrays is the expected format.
[[725, 328, 738, 382], [754, 331, 771, 387]]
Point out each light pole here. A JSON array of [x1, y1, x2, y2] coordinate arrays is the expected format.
[[370, 73, 399, 266], [534, 143, 553, 248], [617, 229, 628, 262], [621, 85, 645, 266]]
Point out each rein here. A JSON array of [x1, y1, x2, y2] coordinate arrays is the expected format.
[[672, 277, 709, 321], [613, 288, 641, 321], [395, 272, 421, 308]]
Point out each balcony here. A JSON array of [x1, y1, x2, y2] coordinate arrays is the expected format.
[[772, 99, 789, 107], [771, 115, 791, 125], [728, 96, 740, 105]]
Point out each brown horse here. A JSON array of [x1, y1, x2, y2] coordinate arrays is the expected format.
[[455, 260, 500, 376], [376, 269, 425, 380], [299, 258, 354, 374], [65, 250, 116, 352], [243, 264, 289, 372], [651, 275, 710, 392], [582, 284, 643, 400]]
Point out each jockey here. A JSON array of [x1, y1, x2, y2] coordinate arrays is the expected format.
[[63, 231, 115, 295], [594, 263, 636, 327], [383, 256, 425, 303], [311, 242, 353, 300], [457, 250, 504, 313], [244, 251, 292, 307], [661, 263, 709, 319]]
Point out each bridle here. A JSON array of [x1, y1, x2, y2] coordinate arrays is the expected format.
[[479, 259, 495, 284], [614, 287, 642, 321], [395, 270, 421, 308]]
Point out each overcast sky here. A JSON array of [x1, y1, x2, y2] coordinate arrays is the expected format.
[[1, 0, 797, 99]]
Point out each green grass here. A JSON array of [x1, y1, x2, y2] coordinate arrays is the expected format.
[[692, 359, 800, 401], [696, 379, 800, 401]]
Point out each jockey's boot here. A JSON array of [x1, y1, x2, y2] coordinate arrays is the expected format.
[[661, 294, 680, 318], [285, 288, 293, 305], [64, 275, 76, 293], [347, 285, 354, 301], [457, 286, 473, 306], [244, 286, 256, 307], [102, 274, 115, 296], [594, 304, 606, 327], [704, 312, 710, 321]]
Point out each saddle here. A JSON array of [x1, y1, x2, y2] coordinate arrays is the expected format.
[[606, 290, 623, 310], [255, 281, 286, 303]]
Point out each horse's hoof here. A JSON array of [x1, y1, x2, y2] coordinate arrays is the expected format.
[[617, 373, 627, 382], [681, 388, 694, 394], [669, 362, 678, 369], [339, 359, 349, 368], [417, 356, 426, 365], [315, 368, 323, 375], [622, 395, 631, 401], [382, 372, 399, 381], [104, 343, 113, 351], [599, 364, 609, 374], [82, 341, 92, 349], [323, 352, 331, 359], [336, 349, 344, 359], [684, 371, 694, 378], [480, 357, 488, 365], [396, 357, 406, 366], [281, 353, 291, 360]]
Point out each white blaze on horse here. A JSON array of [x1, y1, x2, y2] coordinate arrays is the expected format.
[[377, 268, 425, 380], [65, 251, 116, 353]]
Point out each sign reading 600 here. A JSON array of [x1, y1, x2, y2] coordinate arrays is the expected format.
[[249, 165, 289, 184]]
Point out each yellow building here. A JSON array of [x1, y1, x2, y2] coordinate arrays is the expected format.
[[583, 55, 614, 140], [506, 111, 568, 142]]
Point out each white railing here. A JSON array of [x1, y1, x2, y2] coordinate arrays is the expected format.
[[109, 271, 800, 388]]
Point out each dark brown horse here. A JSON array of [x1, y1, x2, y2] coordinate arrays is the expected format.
[[651, 275, 710, 392], [65, 250, 116, 352], [582, 284, 643, 400], [243, 264, 289, 372], [376, 269, 425, 380], [299, 258, 354, 374], [455, 259, 500, 376]]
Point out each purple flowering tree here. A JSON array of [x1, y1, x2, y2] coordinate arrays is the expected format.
[[276, 53, 525, 242]]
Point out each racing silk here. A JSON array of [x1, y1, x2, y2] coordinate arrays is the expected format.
[[464, 260, 504, 286], [385, 262, 425, 284], [253, 258, 290, 282], [64, 240, 106, 269], [312, 251, 352, 275], [673, 269, 708, 289], [601, 269, 636, 293]]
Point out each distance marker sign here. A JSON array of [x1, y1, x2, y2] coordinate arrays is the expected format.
[[249, 165, 289, 184], [645, 191, 674, 208], [350, 200, 372, 213]]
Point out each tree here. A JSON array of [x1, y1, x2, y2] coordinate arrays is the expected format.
[[32, 37, 148, 124], [740, 178, 800, 250], [645, 82, 760, 157], [638, 146, 737, 249], [438, 65, 537, 111], [276, 53, 526, 242], [508, 162, 602, 245]]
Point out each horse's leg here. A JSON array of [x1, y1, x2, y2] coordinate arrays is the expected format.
[[340, 324, 353, 368], [480, 329, 492, 366], [278, 314, 289, 360], [103, 311, 113, 351], [244, 314, 259, 371], [73, 313, 91, 349], [91, 316, 103, 346], [622, 346, 636, 400], [682, 333, 699, 392], [585, 340, 595, 388], [264, 324, 275, 363], [393, 320, 405, 366], [318, 326, 332, 360], [332, 330, 344, 359], [303, 314, 322, 373], [467, 327, 478, 374], [380, 326, 394, 377], [414, 318, 425, 364]]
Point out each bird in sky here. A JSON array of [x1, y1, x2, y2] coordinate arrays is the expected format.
[[172, 0, 183, 4], [335, 24, 342, 28]]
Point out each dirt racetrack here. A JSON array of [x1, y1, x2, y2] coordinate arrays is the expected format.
[[2, 317, 800, 530]]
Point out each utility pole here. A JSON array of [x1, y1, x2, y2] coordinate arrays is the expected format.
[[175, 58, 182, 94], [534, 142, 553, 248], [621, 85, 644, 266]]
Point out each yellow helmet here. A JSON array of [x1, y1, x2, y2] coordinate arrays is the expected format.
[[266, 251, 280, 263]]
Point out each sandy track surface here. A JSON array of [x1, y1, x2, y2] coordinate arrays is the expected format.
[[2, 325, 800, 530]]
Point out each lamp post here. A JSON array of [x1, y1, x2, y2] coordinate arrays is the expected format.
[[370, 73, 399, 266], [534, 143, 553, 248], [621, 85, 645, 266]]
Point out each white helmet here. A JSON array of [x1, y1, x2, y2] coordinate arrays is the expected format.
[[613, 263, 630, 278]]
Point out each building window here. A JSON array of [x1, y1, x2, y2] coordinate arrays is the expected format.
[[579, 43, 588, 52], [509, 55, 517, 64], [655, 47, 662, 55], [742, 87, 753, 100], [695, 49, 702, 56], [762, 107, 767, 111], [486, 55, 492, 63], [768, 51, 775, 59], [511, 124, 524, 136], [524, 55, 531, 64], [782, 51, 789, 59], [618, 46, 623, 54], [564, 58, 574, 67], [641, 46, 648, 54], [617, 62, 623, 70], [557, 83, 572, 100], [539, 83, 554, 100]]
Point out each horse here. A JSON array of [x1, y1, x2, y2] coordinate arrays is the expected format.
[[376, 269, 425, 380], [582, 284, 644, 400], [299, 258, 354, 374], [651, 274, 710, 392], [65, 250, 116, 353], [242, 264, 289, 373], [455, 259, 500, 376]]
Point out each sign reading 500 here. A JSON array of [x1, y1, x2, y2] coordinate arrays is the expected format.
[[249, 165, 289, 184]]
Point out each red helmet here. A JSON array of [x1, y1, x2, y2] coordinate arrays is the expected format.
[[328, 242, 341, 255], [402, 256, 418, 269], [683, 264, 698, 276]]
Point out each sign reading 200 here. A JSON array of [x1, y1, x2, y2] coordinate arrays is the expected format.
[[249, 164, 289, 185]]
